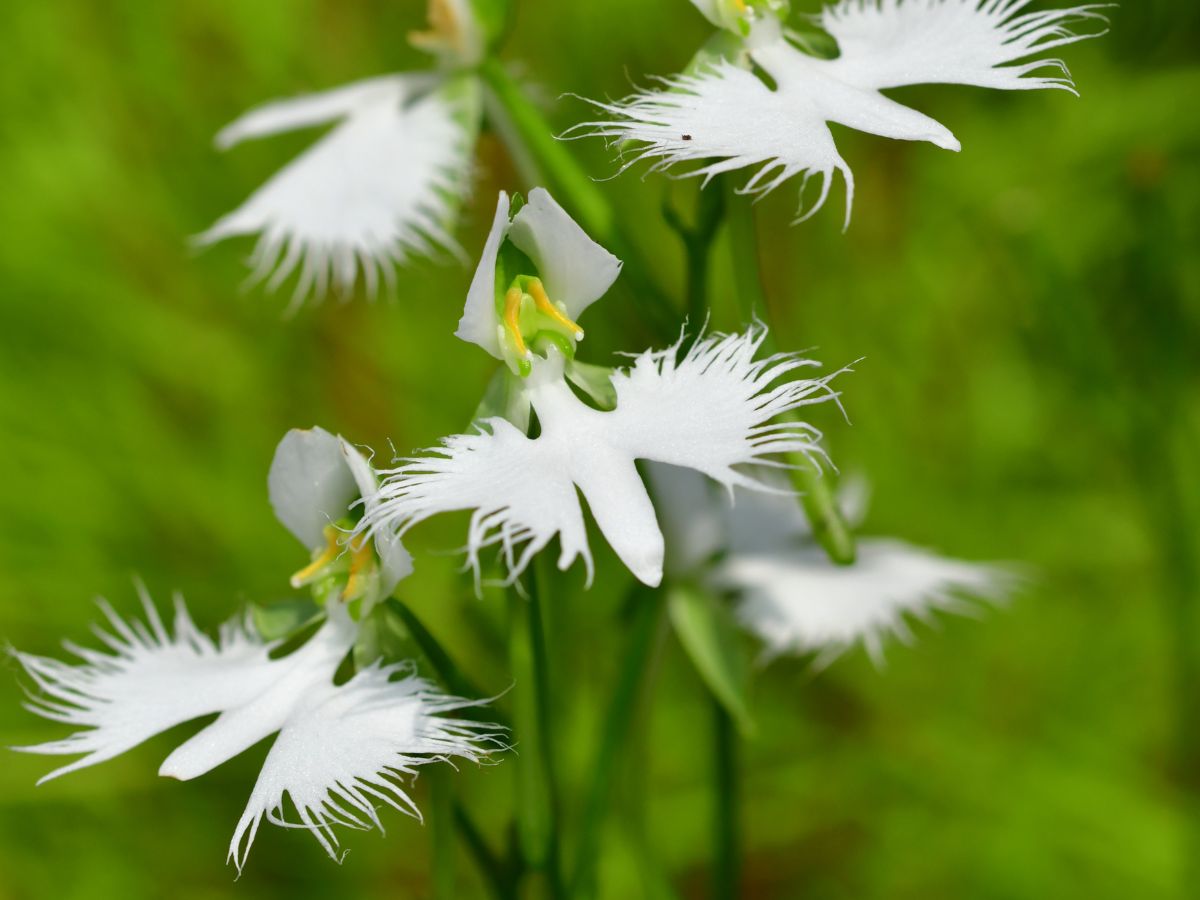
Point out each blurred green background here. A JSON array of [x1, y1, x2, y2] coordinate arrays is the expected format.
[[1, 1, 1198, 898]]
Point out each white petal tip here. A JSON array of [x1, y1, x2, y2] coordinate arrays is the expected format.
[[636, 565, 664, 588], [158, 751, 205, 781]]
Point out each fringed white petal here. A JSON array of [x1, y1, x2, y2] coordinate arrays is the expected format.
[[269, 427, 361, 549], [158, 610, 355, 780], [228, 664, 500, 871], [199, 74, 476, 307], [578, 60, 857, 228], [609, 327, 845, 487], [10, 588, 275, 784], [582, 0, 1103, 226], [456, 191, 512, 358], [819, 0, 1109, 92], [507, 187, 622, 321], [723, 539, 1016, 667], [359, 329, 843, 589]]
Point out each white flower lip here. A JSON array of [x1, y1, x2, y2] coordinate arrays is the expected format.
[[197, 73, 476, 308], [11, 590, 500, 870], [724, 537, 1018, 669], [650, 467, 1019, 669], [581, 0, 1108, 228], [269, 426, 414, 594], [455, 188, 622, 359], [357, 327, 847, 589]]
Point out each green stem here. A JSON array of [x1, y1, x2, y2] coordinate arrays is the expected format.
[[455, 800, 520, 900], [711, 700, 740, 900], [569, 588, 667, 899], [480, 57, 613, 243], [387, 599, 510, 728], [662, 185, 726, 330], [384, 600, 515, 898], [430, 767, 457, 900], [478, 57, 680, 342], [724, 182, 856, 565], [507, 575, 565, 899]]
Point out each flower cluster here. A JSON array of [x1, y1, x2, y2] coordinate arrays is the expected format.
[[11, 0, 1104, 882], [12, 428, 502, 870]]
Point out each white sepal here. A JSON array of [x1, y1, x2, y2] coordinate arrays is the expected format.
[[269, 427, 360, 549], [339, 438, 415, 594], [269, 427, 414, 591], [456, 191, 512, 357], [199, 74, 475, 307], [507, 188, 622, 322], [456, 189, 621, 359]]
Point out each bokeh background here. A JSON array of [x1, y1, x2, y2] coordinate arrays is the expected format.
[[1, 1, 1198, 898]]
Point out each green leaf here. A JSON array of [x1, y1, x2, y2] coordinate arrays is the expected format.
[[668, 584, 755, 736], [353, 602, 421, 671], [683, 30, 746, 77], [250, 598, 320, 641], [565, 360, 617, 410], [473, 366, 531, 432], [786, 26, 840, 60]]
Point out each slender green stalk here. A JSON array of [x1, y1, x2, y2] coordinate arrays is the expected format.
[[455, 800, 520, 900], [387, 599, 510, 728], [430, 767, 457, 900], [479, 57, 613, 243], [478, 57, 680, 341], [507, 575, 565, 899], [711, 700, 740, 900], [724, 182, 857, 565], [569, 587, 667, 899], [662, 185, 726, 329], [385, 600, 516, 898]]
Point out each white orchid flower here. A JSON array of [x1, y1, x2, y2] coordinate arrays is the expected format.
[[360, 327, 845, 589], [356, 187, 845, 588], [456, 188, 622, 376], [198, 71, 481, 308], [583, 0, 1107, 227], [688, 0, 791, 35], [408, 0, 488, 67], [269, 426, 412, 612], [11, 589, 498, 870], [649, 464, 1016, 668]]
